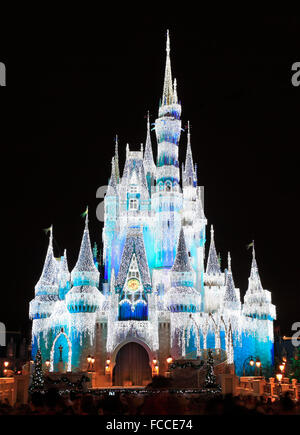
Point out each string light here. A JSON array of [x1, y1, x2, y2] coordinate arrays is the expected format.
[[29, 31, 276, 379]]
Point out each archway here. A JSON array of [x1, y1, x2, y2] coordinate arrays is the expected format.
[[50, 332, 72, 372], [113, 342, 152, 387]]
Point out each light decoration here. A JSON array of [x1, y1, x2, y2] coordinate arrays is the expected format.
[[29, 30, 277, 378]]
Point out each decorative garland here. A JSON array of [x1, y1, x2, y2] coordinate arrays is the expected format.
[[169, 360, 204, 370], [44, 374, 90, 390]]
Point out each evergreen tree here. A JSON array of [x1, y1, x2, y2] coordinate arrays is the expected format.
[[289, 347, 300, 382], [29, 349, 44, 393], [204, 350, 221, 391]]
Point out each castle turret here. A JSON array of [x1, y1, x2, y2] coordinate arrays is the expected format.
[[153, 30, 183, 267], [204, 225, 225, 313], [222, 253, 241, 312], [243, 244, 276, 320], [165, 227, 200, 312], [29, 226, 59, 320], [70, 211, 100, 288]]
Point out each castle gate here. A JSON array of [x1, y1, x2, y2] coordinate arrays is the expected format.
[[113, 342, 152, 387]]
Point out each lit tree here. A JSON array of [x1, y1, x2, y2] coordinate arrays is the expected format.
[[29, 349, 44, 393], [204, 350, 221, 391]]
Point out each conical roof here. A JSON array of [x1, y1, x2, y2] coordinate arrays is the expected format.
[[71, 212, 100, 286], [35, 226, 59, 294], [247, 243, 264, 293], [172, 227, 192, 272], [206, 225, 221, 276]]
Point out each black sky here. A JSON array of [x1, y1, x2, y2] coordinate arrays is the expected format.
[[1, 15, 300, 336]]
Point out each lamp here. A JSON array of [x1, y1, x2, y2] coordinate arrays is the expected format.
[[4, 361, 9, 368], [166, 356, 173, 364], [276, 373, 283, 383], [249, 358, 255, 367], [45, 360, 50, 367], [279, 363, 285, 372]]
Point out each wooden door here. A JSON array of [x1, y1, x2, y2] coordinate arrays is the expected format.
[[113, 342, 152, 386]]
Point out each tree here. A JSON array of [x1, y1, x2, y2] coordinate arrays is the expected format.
[[204, 350, 221, 391], [289, 347, 300, 382], [29, 349, 44, 393]]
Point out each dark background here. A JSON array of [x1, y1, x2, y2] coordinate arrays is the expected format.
[[1, 15, 299, 337]]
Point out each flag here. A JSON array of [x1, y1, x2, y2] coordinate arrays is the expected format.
[[81, 206, 88, 218], [43, 226, 52, 234], [246, 242, 254, 250]]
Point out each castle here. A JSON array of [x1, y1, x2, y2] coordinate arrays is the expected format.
[[29, 31, 276, 386]]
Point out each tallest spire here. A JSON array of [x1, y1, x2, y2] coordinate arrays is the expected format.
[[162, 30, 173, 106]]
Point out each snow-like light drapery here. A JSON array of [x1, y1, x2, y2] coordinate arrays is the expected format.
[[30, 31, 276, 377]]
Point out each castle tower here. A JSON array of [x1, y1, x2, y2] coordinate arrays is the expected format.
[[242, 243, 276, 375], [29, 226, 59, 358], [153, 30, 183, 267], [166, 227, 201, 358], [66, 211, 104, 369]]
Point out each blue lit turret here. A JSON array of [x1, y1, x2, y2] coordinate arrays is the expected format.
[[165, 227, 201, 313], [66, 211, 103, 313]]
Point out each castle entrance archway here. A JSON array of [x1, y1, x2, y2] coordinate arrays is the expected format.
[[112, 342, 152, 386]]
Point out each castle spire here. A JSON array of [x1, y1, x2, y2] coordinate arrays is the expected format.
[[35, 225, 58, 294], [107, 157, 117, 196], [206, 225, 221, 276], [114, 135, 120, 183], [143, 111, 156, 176], [223, 252, 239, 308], [182, 121, 197, 187], [172, 227, 192, 272], [71, 209, 99, 286], [248, 241, 264, 292], [162, 29, 173, 106]]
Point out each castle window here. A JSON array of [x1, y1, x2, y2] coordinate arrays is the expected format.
[[130, 185, 138, 194], [129, 199, 138, 210]]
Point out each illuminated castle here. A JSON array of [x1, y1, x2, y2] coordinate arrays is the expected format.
[[29, 31, 276, 385]]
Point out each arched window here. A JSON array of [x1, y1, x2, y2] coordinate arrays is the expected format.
[[165, 181, 172, 192]]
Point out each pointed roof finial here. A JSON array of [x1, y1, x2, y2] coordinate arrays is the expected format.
[[162, 29, 173, 106], [166, 29, 170, 54], [173, 78, 178, 104], [114, 135, 120, 182], [228, 252, 232, 273], [85, 206, 89, 227]]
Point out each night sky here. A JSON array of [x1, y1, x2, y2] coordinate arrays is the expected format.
[[1, 16, 300, 337]]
